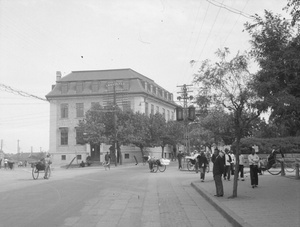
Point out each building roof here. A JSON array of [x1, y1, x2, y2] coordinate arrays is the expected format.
[[59, 68, 154, 83], [46, 68, 176, 106]]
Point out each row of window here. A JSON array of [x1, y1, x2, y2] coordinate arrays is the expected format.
[[61, 101, 131, 119], [61, 81, 100, 94], [60, 154, 131, 160], [61, 103, 84, 119], [143, 81, 173, 101], [145, 102, 174, 120], [60, 127, 84, 145], [61, 80, 131, 95]]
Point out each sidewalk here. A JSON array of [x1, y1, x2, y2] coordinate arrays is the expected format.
[[191, 169, 300, 227]]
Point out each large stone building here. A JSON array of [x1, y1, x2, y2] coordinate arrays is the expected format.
[[46, 68, 177, 166]]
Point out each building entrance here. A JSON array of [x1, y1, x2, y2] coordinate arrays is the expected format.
[[90, 143, 100, 161]]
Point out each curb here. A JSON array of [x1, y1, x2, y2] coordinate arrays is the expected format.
[[191, 182, 253, 227]]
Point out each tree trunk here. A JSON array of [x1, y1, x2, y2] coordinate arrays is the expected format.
[[231, 137, 241, 198]]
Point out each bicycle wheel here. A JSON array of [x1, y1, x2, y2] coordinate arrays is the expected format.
[[32, 166, 39, 180], [187, 160, 194, 171], [158, 164, 166, 172]]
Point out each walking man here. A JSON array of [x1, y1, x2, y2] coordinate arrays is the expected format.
[[104, 152, 111, 170], [197, 150, 209, 182], [177, 150, 183, 170]]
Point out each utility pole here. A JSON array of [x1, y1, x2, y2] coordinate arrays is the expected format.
[[113, 82, 118, 167], [176, 84, 195, 154], [17, 140, 20, 154]]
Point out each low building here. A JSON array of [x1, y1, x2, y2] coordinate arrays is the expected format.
[[46, 68, 177, 166]]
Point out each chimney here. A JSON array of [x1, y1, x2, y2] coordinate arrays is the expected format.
[[56, 71, 62, 81]]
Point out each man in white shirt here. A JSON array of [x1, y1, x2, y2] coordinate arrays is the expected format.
[[229, 150, 235, 175], [248, 147, 260, 188], [238, 153, 246, 181], [223, 149, 231, 181]]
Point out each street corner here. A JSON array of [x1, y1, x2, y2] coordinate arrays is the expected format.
[[191, 181, 254, 227]]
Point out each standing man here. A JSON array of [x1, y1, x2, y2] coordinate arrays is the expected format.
[[238, 152, 246, 181], [213, 150, 225, 197], [44, 153, 52, 179], [224, 149, 231, 181], [177, 150, 183, 170], [248, 147, 260, 188], [211, 148, 219, 164], [229, 150, 235, 175]]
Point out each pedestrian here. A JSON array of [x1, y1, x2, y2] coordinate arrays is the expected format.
[[0, 158, 2, 169], [211, 148, 219, 164], [213, 150, 225, 197], [177, 150, 183, 170], [238, 152, 246, 181], [193, 150, 200, 173], [223, 148, 231, 181], [104, 152, 111, 170], [197, 150, 209, 182], [229, 150, 235, 175], [43, 153, 52, 179], [4, 158, 8, 169], [248, 147, 260, 188], [148, 155, 155, 172]]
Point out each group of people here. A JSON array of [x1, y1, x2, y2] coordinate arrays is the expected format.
[[177, 150, 210, 182], [211, 146, 261, 197]]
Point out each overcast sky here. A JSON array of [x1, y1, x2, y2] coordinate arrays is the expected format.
[[0, 0, 289, 154]]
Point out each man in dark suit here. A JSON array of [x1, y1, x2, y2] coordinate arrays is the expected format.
[[213, 150, 225, 197]]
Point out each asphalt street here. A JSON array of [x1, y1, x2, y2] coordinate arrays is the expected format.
[[0, 162, 232, 227]]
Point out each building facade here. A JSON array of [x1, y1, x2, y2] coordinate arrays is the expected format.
[[46, 69, 177, 166]]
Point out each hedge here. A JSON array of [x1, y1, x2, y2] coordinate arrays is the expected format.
[[231, 136, 300, 154]]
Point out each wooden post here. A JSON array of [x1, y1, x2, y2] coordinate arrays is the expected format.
[[280, 161, 285, 176], [295, 163, 299, 179]]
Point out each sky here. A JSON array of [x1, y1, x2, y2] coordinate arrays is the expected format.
[[0, 0, 290, 154]]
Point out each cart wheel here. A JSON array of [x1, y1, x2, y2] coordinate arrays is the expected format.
[[158, 165, 166, 172], [32, 166, 39, 180]]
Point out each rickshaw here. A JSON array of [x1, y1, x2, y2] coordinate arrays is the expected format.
[[31, 161, 51, 180]]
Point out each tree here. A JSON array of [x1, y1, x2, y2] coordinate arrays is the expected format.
[[149, 113, 168, 158], [245, 11, 300, 136], [165, 120, 185, 158], [193, 48, 261, 198], [284, 0, 300, 26], [128, 112, 152, 156], [78, 103, 107, 145]]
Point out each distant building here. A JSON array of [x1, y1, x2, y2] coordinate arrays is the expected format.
[[46, 68, 177, 166]]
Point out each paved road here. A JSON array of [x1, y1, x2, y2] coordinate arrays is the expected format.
[[0, 163, 232, 227]]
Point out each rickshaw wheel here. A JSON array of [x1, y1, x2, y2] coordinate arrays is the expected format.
[[187, 160, 194, 171], [32, 166, 39, 180]]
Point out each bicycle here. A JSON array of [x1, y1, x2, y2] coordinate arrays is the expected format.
[[266, 157, 296, 175], [31, 161, 51, 180]]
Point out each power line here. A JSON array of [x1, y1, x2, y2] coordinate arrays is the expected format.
[[0, 83, 48, 101], [206, 0, 254, 19]]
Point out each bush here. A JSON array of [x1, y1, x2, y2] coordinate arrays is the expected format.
[[231, 137, 300, 154]]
